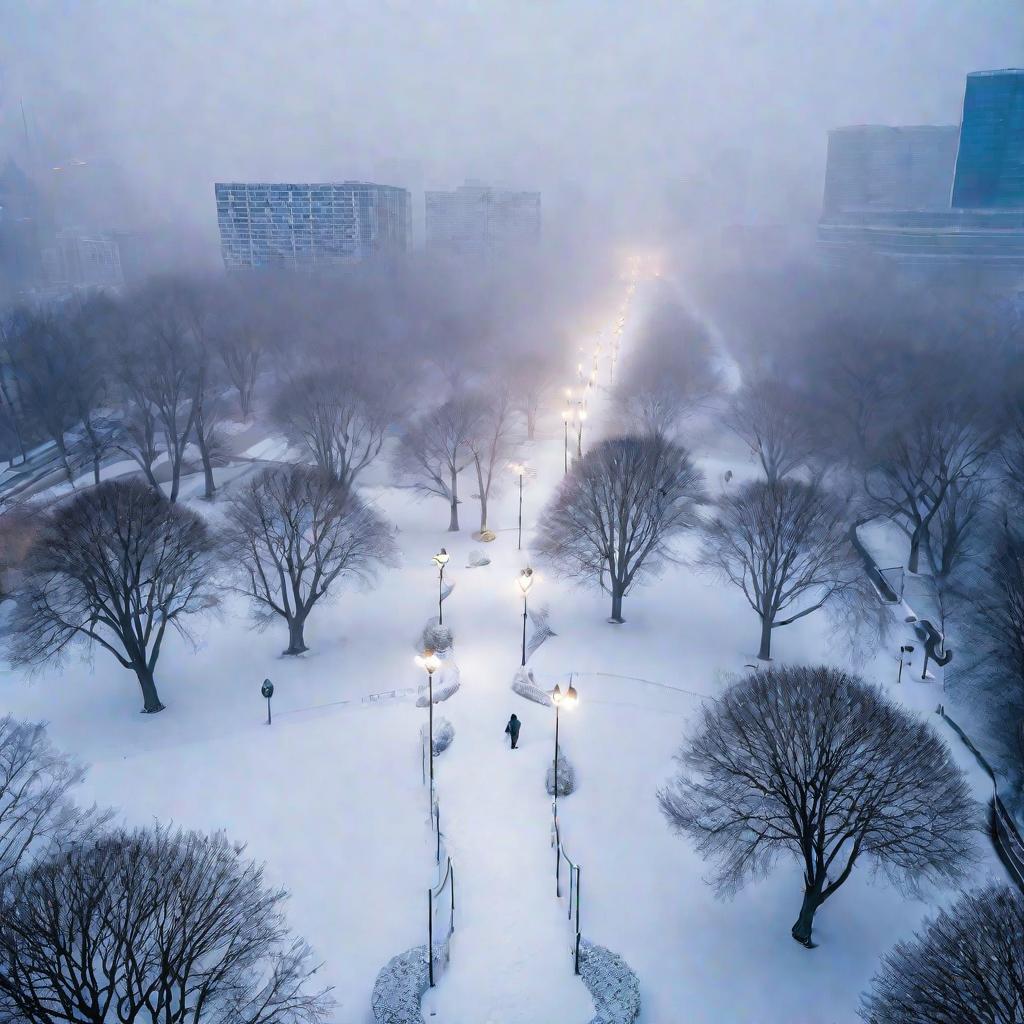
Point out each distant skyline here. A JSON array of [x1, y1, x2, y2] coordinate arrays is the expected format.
[[2, 1, 1021, 248]]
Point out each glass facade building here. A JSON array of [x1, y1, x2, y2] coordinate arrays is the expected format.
[[952, 70, 1024, 209], [425, 183, 540, 261], [214, 182, 411, 269]]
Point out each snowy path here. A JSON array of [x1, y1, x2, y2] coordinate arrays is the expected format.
[[420, 537, 595, 1021]]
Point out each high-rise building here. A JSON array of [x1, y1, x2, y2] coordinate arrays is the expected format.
[[425, 182, 540, 260], [822, 125, 960, 215], [42, 228, 124, 289], [0, 160, 44, 298], [214, 182, 411, 270], [952, 69, 1024, 209]]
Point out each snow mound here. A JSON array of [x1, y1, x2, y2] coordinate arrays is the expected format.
[[580, 941, 642, 1024], [466, 549, 491, 568], [418, 621, 454, 656], [546, 751, 577, 796], [421, 716, 455, 755], [512, 666, 552, 706], [416, 662, 460, 706], [371, 944, 446, 1024]]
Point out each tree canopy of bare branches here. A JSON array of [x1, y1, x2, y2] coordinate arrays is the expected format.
[[225, 465, 397, 655], [393, 395, 482, 531], [468, 387, 516, 534], [860, 883, 1024, 1024], [535, 435, 706, 622], [725, 379, 818, 485], [700, 478, 869, 660], [659, 665, 976, 947], [614, 300, 721, 437], [0, 715, 107, 888], [8, 479, 218, 713], [272, 366, 394, 491], [0, 824, 333, 1024], [863, 410, 989, 574]]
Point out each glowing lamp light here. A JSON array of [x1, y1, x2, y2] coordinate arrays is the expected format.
[[432, 548, 450, 570], [578, 409, 588, 422], [552, 681, 579, 709], [415, 651, 442, 675], [517, 567, 535, 596]]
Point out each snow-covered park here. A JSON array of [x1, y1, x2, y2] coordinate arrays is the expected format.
[[0, 270, 1009, 1024]]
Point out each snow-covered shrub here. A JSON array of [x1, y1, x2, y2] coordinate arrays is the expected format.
[[546, 751, 577, 797], [421, 717, 455, 755], [512, 667, 551, 706], [416, 662, 460, 706], [467, 550, 491, 568], [418, 621, 454, 657], [370, 945, 442, 1024], [579, 940, 642, 1024]]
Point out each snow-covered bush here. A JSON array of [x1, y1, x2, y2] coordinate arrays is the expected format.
[[579, 940, 642, 1024], [511, 667, 551, 706], [421, 717, 455, 755], [416, 662, 460, 706], [546, 751, 577, 797], [418, 621, 454, 657], [371, 945, 442, 1024], [467, 549, 491, 568]]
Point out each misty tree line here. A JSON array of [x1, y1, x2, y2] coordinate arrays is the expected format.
[[0, 713, 332, 1023]]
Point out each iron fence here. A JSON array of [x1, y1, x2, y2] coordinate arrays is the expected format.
[[551, 800, 582, 975]]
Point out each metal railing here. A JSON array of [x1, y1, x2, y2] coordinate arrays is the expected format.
[[937, 704, 1024, 892], [551, 800, 582, 975], [428, 854, 455, 986]]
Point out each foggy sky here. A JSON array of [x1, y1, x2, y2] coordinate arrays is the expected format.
[[2, 0, 1022, 246]]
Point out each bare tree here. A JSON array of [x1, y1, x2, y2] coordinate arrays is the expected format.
[[509, 352, 552, 441], [0, 716, 107, 887], [225, 465, 397, 655], [0, 824, 334, 1024], [725, 379, 818, 485], [468, 387, 516, 534], [535, 435, 706, 622], [7, 479, 218, 713], [864, 411, 989, 574], [659, 665, 976, 947], [272, 366, 393, 491], [614, 301, 721, 437], [211, 281, 266, 420], [860, 884, 1024, 1024], [393, 395, 482, 531], [700, 479, 867, 660], [116, 282, 200, 503]]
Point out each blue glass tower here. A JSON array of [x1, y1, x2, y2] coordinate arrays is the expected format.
[[952, 69, 1024, 209]]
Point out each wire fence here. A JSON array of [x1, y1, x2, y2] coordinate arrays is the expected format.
[[937, 704, 1024, 892], [551, 800, 582, 975]]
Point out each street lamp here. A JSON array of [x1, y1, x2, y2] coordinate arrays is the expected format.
[[509, 462, 526, 550], [561, 408, 572, 474], [261, 678, 274, 725], [897, 644, 915, 685], [432, 548, 450, 625], [517, 567, 535, 667], [551, 678, 579, 804], [576, 408, 587, 458], [415, 650, 442, 784]]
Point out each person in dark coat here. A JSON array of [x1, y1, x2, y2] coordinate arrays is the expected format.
[[505, 714, 521, 749]]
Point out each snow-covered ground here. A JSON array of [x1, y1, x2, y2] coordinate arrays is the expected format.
[[0, 284, 1007, 1023]]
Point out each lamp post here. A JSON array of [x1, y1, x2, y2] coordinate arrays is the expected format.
[[416, 651, 442, 784], [509, 462, 526, 550], [517, 567, 534, 667], [432, 548, 450, 624], [561, 408, 571, 474], [576, 408, 587, 458], [550, 678, 578, 805], [897, 644, 915, 685]]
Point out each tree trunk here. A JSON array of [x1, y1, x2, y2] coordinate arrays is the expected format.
[[908, 526, 922, 574], [448, 467, 460, 532], [283, 616, 308, 656], [93, 453, 101, 486], [479, 491, 488, 532], [197, 433, 216, 500], [757, 617, 773, 661], [527, 410, 536, 442], [791, 887, 823, 947], [610, 586, 625, 623], [55, 437, 74, 485], [134, 663, 165, 714]]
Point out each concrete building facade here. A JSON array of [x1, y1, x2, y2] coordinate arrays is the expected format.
[[214, 182, 411, 269], [425, 183, 540, 260]]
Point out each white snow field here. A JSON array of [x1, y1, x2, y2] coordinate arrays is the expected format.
[[0, 283, 1006, 1024]]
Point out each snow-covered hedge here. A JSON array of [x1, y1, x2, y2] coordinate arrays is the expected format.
[[371, 944, 447, 1024], [418, 621, 454, 657], [416, 661, 460, 706], [580, 941, 642, 1024], [545, 751, 577, 797], [421, 717, 455, 755], [512, 666, 552, 706]]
